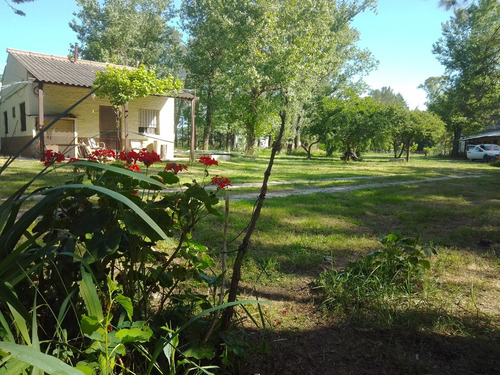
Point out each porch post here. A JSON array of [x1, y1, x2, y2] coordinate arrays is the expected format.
[[38, 83, 45, 155], [124, 102, 129, 151], [190, 96, 196, 163]]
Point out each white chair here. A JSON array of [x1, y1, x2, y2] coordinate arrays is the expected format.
[[87, 137, 106, 149]]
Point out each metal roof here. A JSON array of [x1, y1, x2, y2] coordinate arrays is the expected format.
[[462, 130, 500, 140], [6, 48, 196, 100]]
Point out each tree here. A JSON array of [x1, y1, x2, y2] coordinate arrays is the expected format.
[[180, 0, 247, 150], [220, 0, 377, 336], [431, 0, 500, 155], [395, 109, 446, 161], [310, 95, 390, 161], [70, 0, 181, 75], [439, 0, 473, 10], [371, 86, 408, 108], [3, 0, 34, 16]]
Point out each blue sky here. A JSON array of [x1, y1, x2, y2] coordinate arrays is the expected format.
[[1, 0, 452, 109]]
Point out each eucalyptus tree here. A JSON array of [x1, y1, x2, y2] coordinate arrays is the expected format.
[[70, 0, 180, 74], [431, 0, 500, 155]]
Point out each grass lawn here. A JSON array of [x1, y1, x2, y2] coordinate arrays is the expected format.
[[1, 152, 499, 374]]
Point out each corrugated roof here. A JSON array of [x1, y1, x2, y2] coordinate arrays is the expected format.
[[463, 131, 500, 140], [6, 48, 196, 100], [8, 48, 113, 87]]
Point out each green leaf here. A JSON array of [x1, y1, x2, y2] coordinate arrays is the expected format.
[[115, 327, 153, 343], [157, 171, 180, 185], [0, 342, 86, 375], [74, 364, 95, 375], [0, 357, 29, 374], [114, 294, 133, 322], [183, 344, 216, 360], [79, 268, 104, 321], [418, 259, 431, 270], [81, 315, 102, 337]]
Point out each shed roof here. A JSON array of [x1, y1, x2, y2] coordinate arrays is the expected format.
[[6, 48, 195, 100], [462, 129, 500, 141]]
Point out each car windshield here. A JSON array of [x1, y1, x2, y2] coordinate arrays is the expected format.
[[481, 145, 500, 151]]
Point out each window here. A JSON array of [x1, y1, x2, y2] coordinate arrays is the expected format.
[[20, 103, 26, 131], [138, 109, 159, 135], [12, 107, 15, 118], [3, 111, 8, 134]]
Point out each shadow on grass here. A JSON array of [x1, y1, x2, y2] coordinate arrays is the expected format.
[[240, 308, 500, 375]]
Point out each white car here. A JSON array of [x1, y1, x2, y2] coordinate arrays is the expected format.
[[466, 144, 500, 162]]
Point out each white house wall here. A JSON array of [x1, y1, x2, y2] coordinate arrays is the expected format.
[[129, 96, 175, 159], [0, 54, 37, 154]]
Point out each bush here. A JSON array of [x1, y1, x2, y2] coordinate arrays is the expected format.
[[316, 234, 437, 316], [0, 150, 234, 374]]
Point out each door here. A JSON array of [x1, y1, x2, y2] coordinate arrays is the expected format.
[[99, 106, 118, 150]]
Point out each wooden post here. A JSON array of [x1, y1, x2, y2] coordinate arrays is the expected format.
[[124, 102, 129, 151], [37, 83, 45, 155], [190, 96, 196, 163]]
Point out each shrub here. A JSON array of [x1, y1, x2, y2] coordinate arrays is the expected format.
[[316, 234, 437, 316], [0, 150, 233, 373]]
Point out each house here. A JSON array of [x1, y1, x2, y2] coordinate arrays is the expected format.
[[0, 48, 196, 159]]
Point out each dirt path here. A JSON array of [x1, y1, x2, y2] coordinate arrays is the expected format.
[[228, 174, 483, 201]]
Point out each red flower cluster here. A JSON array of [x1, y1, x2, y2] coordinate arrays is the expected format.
[[68, 158, 80, 163], [40, 149, 65, 166], [211, 175, 231, 190], [118, 150, 140, 165], [119, 149, 161, 168], [129, 164, 140, 172], [199, 156, 218, 166], [164, 163, 188, 175], [139, 149, 161, 167], [89, 148, 116, 162]]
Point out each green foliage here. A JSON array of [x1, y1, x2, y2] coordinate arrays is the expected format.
[[0, 152, 236, 373], [429, 0, 500, 155], [93, 65, 183, 109], [70, 0, 180, 73], [309, 94, 391, 160], [316, 234, 438, 317]]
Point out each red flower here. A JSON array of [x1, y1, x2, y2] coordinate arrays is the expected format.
[[211, 175, 231, 190], [164, 162, 188, 175], [40, 149, 66, 166], [198, 156, 218, 166], [138, 148, 161, 167], [129, 164, 140, 172], [67, 158, 80, 163], [118, 150, 140, 165], [88, 148, 116, 162]]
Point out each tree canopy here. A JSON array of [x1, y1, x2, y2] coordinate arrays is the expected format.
[[427, 0, 500, 155], [70, 0, 180, 75]]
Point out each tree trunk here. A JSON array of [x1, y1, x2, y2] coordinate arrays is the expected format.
[[203, 84, 214, 151], [451, 128, 462, 157], [245, 88, 261, 155]]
